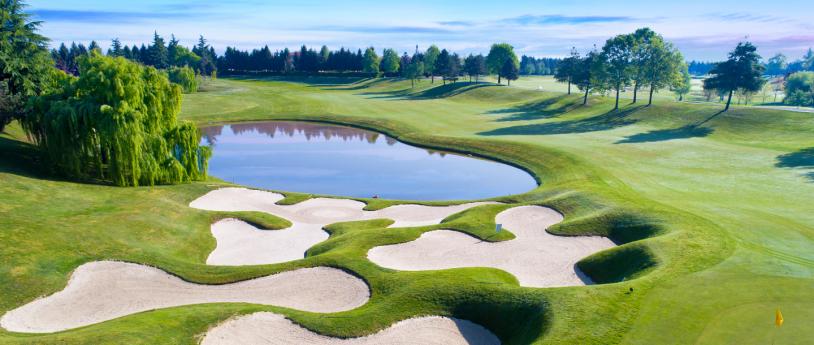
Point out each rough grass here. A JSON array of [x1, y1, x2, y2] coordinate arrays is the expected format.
[[1, 75, 813, 344]]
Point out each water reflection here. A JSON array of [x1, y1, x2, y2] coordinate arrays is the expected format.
[[201, 121, 536, 200]]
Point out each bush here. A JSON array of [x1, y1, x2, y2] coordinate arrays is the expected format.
[[168, 66, 198, 93], [784, 72, 814, 106], [23, 53, 210, 186]]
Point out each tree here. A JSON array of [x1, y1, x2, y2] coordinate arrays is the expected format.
[[464, 54, 487, 82], [193, 35, 216, 77], [167, 35, 180, 66], [573, 49, 602, 105], [703, 42, 766, 111], [803, 48, 814, 71], [435, 49, 451, 84], [109, 38, 123, 57], [380, 48, 400, 75], [629, 28, 657, 103], [424, 45, 440, 83], [784, 72, 814, 106], [554, 47, 580, 94], [23, 52, 210, 186], [599, 34, 635, 110], [402, 59, 424, 88], [168, 65, 198, 93], [486, 43, 518, 84], [147, 32, 168, 68], [363, 47, 380, 74], [0, 0, 53, 132], [642, 36, 684, 105], [673, 64, 692, 101], [766, 53, 788, 76], [501, 58, 519, 86]]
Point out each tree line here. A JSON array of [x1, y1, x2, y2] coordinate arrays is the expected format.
[[553, 28, 688, 110]]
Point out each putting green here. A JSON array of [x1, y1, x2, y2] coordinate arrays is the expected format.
[[1, 76, 812, 344]]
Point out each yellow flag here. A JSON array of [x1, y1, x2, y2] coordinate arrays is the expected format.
[[775, 309, 784, 327]]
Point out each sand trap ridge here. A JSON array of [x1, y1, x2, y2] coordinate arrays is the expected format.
[[190, 187, 496, 265], [202, 312, 500, 345], [368, 206, 615, 287], [0, 261, 370, 333]]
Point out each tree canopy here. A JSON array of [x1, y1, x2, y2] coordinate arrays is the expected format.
[[486, 43, 518, 84], [599, 34, 635, 110], [703, 42, 766, 111], [363, 47, 380, 74], [0, 0, 53, 132], [379, 48, 400, 74], [554, 48, 580, 94], [784, 72, 814, 107], [22, 53, 210, 186]]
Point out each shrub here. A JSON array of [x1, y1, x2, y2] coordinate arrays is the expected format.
[[168, 66, 198, 93], [23, 53, 210, 186], [784, 72, 814, 106]]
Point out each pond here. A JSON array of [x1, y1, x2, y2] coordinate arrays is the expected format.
[[201, 121, 537, 201]]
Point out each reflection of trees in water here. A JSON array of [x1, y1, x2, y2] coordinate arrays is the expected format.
[[204, 121, 398, 146], [200, 126, 223, 146]]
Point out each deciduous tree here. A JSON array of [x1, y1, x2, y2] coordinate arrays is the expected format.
[[486, 43, 518, 84]]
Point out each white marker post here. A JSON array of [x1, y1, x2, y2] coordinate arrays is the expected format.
[[496, 224, 502, 233]]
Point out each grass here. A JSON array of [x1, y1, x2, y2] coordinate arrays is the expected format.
[[1, 75, 813, 344]]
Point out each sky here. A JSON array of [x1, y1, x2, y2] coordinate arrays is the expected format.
[[26, 0, 814, 61]]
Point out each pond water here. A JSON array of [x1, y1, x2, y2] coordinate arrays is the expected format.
[[201, 121, 537, 200]]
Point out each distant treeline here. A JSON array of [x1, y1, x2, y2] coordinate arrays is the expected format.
[[519, 56, 560, 75], [686, 49, 814, 76]]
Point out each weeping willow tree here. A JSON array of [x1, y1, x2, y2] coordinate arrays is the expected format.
[[23, 52, 210, 186], [168, 66, 198, 93]]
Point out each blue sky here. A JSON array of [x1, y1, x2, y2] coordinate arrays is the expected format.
[[27, 0, 814, 61]]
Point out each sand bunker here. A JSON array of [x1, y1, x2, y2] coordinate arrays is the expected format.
[[190, 188, 496, 265], [368, 206, 615, 287], [0, 261, 370, 333], [201, 312, 500, 345]]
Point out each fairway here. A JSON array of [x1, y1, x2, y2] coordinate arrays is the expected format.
[[2, 75, 813, 344]]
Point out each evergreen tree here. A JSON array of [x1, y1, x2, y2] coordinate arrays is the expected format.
[[703, 42, 766, 111], [109, 38, 123, 57], [0, 0, 53, 132], [435, 49, 451, 84], [147, 32, 168, 68]]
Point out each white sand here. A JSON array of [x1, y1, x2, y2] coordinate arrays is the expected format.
[[190, 188, 496, 265], [201, 312, 500, 345], [368, 206, 615, 287], [0, 261, 370, 333]]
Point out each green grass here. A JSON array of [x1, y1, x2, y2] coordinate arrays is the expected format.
[[1, 75, 813, 344]]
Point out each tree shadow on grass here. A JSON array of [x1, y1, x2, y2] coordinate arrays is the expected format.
[[0, 135, 49, 180], [776, 147, 814, 182], [357, 82, 494, 100], [486, 95, 579, 122], [615, 125, 714, 144], [478, 106, 643, 136]]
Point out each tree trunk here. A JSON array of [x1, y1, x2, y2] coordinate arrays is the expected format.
[[615, 85, 621, 110], [431, 74, 434, 83], [508, 79, 511, 86], [679, 94, 684, 102], [633, 83, 639, 103], [648, 85, 655, 106], [498, 75, 502, 84], [724, 89, 734, 111], [583, 87, 590, 105], [411, 78, 415, 88], [567, 79, 571, 95]]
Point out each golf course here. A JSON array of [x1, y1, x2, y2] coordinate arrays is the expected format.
[[2, 74, 813, 344]]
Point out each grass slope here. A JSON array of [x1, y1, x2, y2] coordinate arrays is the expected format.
[[0, 76, 812, 344]]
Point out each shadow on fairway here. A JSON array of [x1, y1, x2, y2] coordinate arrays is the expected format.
[[487, 95, 579, 122], [0, 135, 51, 180], [478, 106, 643, 136], [776, 147, 814, 181], [359, 82, 494, 100], [616, 125, 714, 144]]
